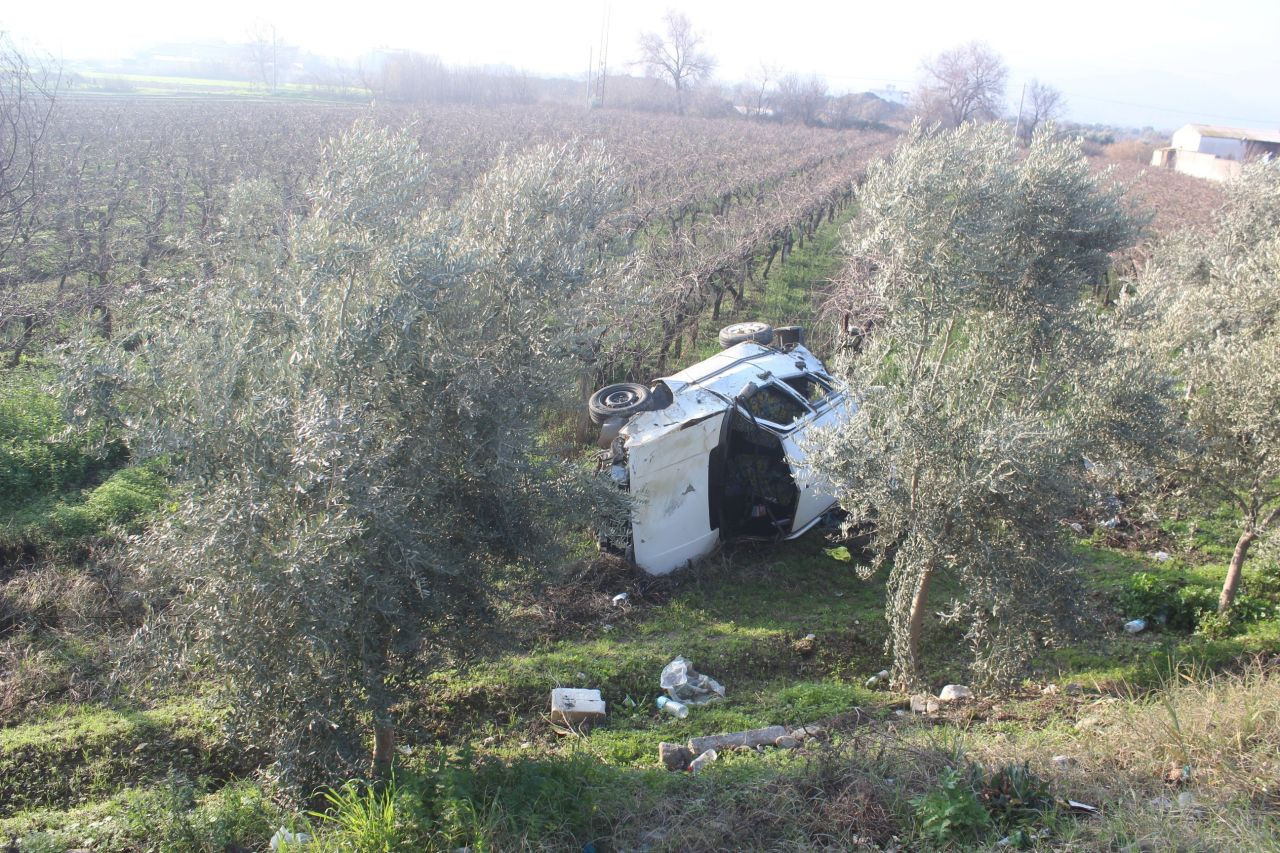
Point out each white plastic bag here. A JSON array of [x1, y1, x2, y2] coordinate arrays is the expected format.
[[659, 656, 725, 705]]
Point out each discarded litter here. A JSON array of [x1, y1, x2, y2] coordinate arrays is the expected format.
[[687, 748, 718, 773], [656, 695, 689, 719], [790, 724, 827, 741], [611, 592, 629, 606], [660, 656, 726, 705], [1124, 618, 1147, 634], [269, 827, 311, 850], [864, 669, 890, 688], [1066, 799, 1100, 815], [1148, 550, 1171, 562], [551, 688, 607, 725]]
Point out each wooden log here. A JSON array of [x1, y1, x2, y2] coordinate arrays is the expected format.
[[688, 725, 789, 754]]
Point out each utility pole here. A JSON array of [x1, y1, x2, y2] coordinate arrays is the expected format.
[[1013, 82, 1026, 141], [596, 2, 610, 108]]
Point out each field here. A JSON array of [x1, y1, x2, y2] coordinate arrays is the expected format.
[[2, 97, 1276, 852]]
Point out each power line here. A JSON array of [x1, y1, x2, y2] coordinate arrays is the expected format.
[[1055, 90, 1278, 126]]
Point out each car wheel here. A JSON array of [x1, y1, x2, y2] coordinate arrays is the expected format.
[[718, 321, 774, 348], [588, 382, 653, 425]]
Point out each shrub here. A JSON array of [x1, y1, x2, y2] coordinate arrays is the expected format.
[[1119, 572, 1273, 635], [912, 765, 992, 845], [1104, 140, 1155, 163], [979, 762, 1055, 835]]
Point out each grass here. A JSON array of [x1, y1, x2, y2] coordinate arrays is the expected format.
[[0, 361, 166, 551], [3, 215, 1279, 845], [689, 206, 853, 363], [0, 701, 239, 815], [71, 71, 372, 103], [1, 519, 1277, 849]]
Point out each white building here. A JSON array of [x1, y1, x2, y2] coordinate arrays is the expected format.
[[1152, 124, 1280, 182]]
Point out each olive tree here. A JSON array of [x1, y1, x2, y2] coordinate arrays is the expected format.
[[1130, 160, 1280, 614], [807, 123, 1161, 687], [67, 123, 628, 787]]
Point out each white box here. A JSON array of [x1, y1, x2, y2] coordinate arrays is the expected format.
[[550, 688, 607, 724]]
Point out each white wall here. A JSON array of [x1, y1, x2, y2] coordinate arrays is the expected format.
[[1172, 149, 1243, 182], [1171, 125, 1247, 160]]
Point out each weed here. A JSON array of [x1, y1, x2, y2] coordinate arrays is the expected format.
[[306, 774, 429, 852], [911, 765, 992, 845], [979, 762, 1056, 834]]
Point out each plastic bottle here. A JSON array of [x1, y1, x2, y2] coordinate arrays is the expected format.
[[656, 696, 689, 719], [688, 749, 718, 773]]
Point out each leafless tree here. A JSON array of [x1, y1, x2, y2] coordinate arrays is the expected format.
[[773, 74, 829, 126], [246, 22, 279, 92], [637, 10, 716, 115], [1019, 79, 1065, 141], [914, 41, 1008, 128], [735, 62, 778, 118], [0, 33, 57, 275]]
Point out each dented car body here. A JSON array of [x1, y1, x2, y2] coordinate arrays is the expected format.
[[593, 324, 852, 575]]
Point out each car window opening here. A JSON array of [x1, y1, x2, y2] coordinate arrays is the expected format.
[[739, 383, 809, 426], [782, 375, 831, 406], [719, 412, 799, 539]]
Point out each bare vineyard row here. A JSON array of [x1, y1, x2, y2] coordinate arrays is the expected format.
[[0, 100, 895, 373]]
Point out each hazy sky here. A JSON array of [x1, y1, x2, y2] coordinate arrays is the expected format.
[[4, 0, 1278, 129]]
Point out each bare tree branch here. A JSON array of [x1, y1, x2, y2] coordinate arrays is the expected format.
[[636, 11, 716, 115]]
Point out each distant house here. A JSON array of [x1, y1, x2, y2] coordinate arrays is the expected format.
[[1151, 124, 1280, 182]]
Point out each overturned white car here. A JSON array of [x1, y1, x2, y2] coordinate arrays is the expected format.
[[591, 322, 852, 575]]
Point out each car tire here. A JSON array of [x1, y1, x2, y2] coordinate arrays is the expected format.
[[718, 321, 774, 348], [588, 382, 653, 425]]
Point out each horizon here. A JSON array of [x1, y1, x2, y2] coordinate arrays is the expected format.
[[4, 0, 1278, 131]]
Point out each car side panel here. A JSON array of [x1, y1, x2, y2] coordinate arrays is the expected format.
[[628, 412, 725, 575]]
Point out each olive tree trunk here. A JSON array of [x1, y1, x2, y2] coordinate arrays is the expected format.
[[1220, 505, 1280, 614], [371, 720, 396, 778], [1218, 530, 1255, 614], [903, 564, 935, 683]]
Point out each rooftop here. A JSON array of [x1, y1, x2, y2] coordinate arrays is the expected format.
[[1183, 124, 1280, 145]]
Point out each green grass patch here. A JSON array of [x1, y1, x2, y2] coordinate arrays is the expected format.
[[0, 361, 166, 551], [0, 778, 282, 853], [0, 702, 238, 814]]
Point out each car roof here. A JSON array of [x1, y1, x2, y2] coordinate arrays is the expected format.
[[621, 342, 834, 448]]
